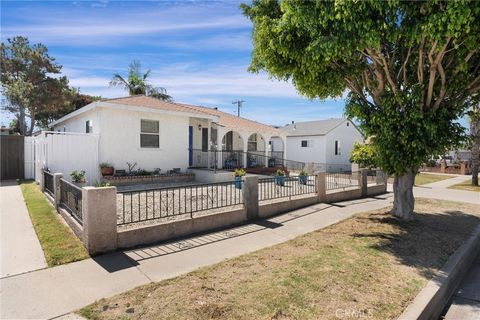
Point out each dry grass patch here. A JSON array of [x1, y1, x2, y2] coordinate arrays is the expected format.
[[79, 198, 480, 320], [449, 179, 480, 192], [414, 173, 453, 185]]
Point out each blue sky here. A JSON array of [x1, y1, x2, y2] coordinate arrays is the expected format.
[[1, 0, 347, 127]]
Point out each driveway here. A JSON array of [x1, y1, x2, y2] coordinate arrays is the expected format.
[[0, 180, 47, 278]]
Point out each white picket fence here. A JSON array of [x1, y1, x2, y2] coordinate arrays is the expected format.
[[32, 131, 100, 185]]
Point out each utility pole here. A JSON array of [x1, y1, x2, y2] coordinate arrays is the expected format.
[[232, 100, 245, 117]]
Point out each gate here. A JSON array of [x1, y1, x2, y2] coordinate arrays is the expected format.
[[0, 135, 25, 180]]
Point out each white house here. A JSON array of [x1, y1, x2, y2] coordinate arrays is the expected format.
[[48, 95, 287, 181], [272, 118, 363, 172]]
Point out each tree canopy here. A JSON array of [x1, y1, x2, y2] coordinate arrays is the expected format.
[[110, 60, 172, 101], [242, 0, 480, 219], [1, 36, 71, 135]]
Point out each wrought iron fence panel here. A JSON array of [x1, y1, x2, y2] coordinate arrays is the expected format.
[[43, 170, 54, 197], [325, 172, 358, 190], [59, 178, 83, 224], [258, 175, 317, 201], [117, 181, 244, 226]]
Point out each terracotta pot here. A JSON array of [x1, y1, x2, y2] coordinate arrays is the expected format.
[[101, 167, 114, 176]]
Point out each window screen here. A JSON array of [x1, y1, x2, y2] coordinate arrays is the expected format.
[[140, 119, 159, 148]]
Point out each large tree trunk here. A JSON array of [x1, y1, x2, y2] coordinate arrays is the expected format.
[[391, 167, 416, 220], [27, 109, 35, 136], [471, 118, 479, 186], [18, 107, 26, 136]]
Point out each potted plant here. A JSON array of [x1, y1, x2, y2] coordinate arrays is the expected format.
[[298, 170, 308, 185], [275, 169, 285, 186], [70, 170, 86, 187], [99, 162, 114, 176], [234, 169, 246, 189]]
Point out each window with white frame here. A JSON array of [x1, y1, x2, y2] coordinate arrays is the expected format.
[[301, 140, 313, 147], [335, 140, 341, 155], [140, 119, 159, 148]]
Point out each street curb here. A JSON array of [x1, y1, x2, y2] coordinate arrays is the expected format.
[[398, 224, 480, 320]]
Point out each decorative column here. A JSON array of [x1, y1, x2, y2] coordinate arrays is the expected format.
[[82, 186, 118, 255], [243, 176, 259, 220]]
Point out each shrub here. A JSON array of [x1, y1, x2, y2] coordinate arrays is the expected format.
[[234, 169, 246, 177], [99, 162, 113, 168], [70, 170, 86, 183]]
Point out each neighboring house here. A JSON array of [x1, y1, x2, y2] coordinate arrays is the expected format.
[[272, 118, 363, 172], [0, 127, 16, 135], [48, 95, 286, 178]]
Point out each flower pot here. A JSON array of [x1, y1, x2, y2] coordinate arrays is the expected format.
[[101, 167, 114, 176], [234, 176, 243, 189], [275, 175, 285, 186], [298, 175, 308, 185]]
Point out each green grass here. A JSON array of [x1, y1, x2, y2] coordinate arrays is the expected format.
[[79, 198, 480, 320], [19, 180, 89, 266], [449, 179, 480, 192], [415, 173, 453, 185]]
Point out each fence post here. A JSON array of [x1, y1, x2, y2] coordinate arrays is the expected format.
[[360, 169, 368, 197], [243, 176, 259, 220], [460, 162, 467, 175], [53, 173, 63, 208], [316, 172, 326, 202], [40, 170, 45, 191], [82, 186, 118, 255], [441, 161, 446, 173]]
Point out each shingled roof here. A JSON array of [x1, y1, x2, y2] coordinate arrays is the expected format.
[[103, 95, 281, 136], [280, 118, 348, 136]]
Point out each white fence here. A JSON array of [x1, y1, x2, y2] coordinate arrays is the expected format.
[[34, 132, 100, 185], [24, 137, 35, 179]]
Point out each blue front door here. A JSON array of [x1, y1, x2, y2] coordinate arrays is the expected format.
[[188, 126, 193, 166]]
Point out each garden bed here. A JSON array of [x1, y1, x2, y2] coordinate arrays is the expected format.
[[79, 198, 480, 320], [103, 172, 194, 186]]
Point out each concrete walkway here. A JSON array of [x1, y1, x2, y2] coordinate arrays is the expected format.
[[386, 174, 480, 205], [444, 253, 480, 319], [0, 180, 47, 278], [0, 194, 393, 320]]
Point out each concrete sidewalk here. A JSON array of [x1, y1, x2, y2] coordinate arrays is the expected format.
[[1, 194, 393, 320], [0, 180, 47, 278], [420, 174, 472, 189]]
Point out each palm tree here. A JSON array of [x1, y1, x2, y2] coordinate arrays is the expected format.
[[110, 60, 172, 101]]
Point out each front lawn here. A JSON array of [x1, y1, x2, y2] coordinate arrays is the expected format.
[[449, 179, 480, 192], [79, 198, 480, 320], [20, 181, 89, 266], [415, 173, 453, 185]]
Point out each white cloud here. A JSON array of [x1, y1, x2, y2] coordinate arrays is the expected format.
[[2, 4, 250, 45]]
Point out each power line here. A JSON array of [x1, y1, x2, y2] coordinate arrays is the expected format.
[[232, 100, 245, 117]]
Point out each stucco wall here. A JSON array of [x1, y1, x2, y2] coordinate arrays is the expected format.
[[324, 121, 364, 169], [52, 109, 99, 134], [97, 107, 190, 172], [282, 135, 327, 163]]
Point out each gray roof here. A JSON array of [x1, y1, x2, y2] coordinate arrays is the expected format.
[[280, 118, 348, 136]]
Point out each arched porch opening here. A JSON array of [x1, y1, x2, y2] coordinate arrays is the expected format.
[[220, 131, 244, 169]]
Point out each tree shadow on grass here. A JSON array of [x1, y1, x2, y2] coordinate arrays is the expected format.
[[351, 209, 480, 279]]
